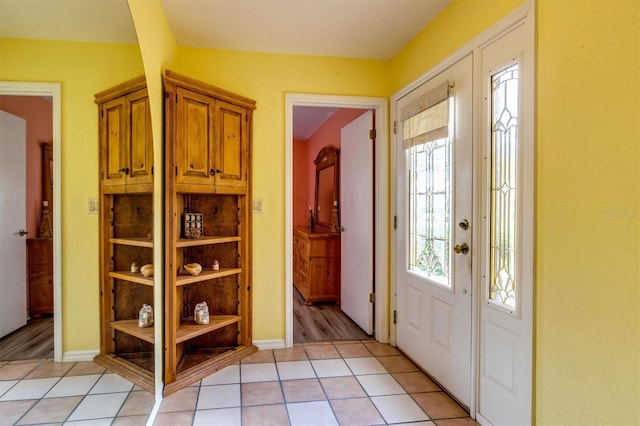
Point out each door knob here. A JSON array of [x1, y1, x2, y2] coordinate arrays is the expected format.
[[454, 243, 469, 255], [19, 229, 28, 237]]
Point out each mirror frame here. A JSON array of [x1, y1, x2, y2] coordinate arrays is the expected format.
[[313, 145, 339, 230]]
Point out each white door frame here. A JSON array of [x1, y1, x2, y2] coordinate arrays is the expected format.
[[390, 1, 534, 420], [0, 81, 62, 362], [284, 94, 389, 347]]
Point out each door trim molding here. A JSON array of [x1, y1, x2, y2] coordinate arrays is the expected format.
[[0, 81, 62, 362], [284, 94, 389, 347]]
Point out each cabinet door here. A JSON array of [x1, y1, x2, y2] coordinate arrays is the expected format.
[[215, 101, 247, 189], [126, 88, 153, 186], [100, 96, 127, 187], [175, 87, 215, 186]]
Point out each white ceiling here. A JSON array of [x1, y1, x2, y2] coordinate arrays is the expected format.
[[1, 0, 451, 139]]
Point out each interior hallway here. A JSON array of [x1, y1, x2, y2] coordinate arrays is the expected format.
[[0, 340, 476, 425]]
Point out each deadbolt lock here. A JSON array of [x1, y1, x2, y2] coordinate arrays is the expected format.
[[454, 242, 470, 255], [459, 219, 469, 230]]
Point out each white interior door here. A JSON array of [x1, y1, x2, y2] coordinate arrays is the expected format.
[[0, 110, 28, 338], [395, 55, 473, 406], [340, 110, 374, 334]]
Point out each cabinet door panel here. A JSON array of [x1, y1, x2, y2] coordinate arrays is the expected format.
[[128, 89, 153, 185], [215, 101, 247, 188], [176, 88, 215, 185], [101, 97, 127, 187]]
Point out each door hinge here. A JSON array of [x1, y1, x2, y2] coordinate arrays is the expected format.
[[393, 120, 397, 135], [394, 215, 397, 230], [175, 165, 178, 175], [151, 166, 154, 175], [393, 310, 397, 324], [369, 293, 375, 304], [369, 129, 376, 140]]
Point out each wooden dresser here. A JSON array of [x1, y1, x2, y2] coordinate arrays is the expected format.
[[27, 238, 53, 317], [293, 226, 340, 305]]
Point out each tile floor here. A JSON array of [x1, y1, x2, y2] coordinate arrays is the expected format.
[[0, 340, 478, 425]]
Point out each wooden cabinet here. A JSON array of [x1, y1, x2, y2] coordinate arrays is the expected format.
[[94, 77, 156, 393], [27, 238, 53, 317], [95, 72, 255, 397], [163, 71, 256, 395], [293, 226, 340, 305], [95, 76, 153, 192]]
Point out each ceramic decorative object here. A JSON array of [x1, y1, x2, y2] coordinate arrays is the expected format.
[[183, 212, 203, 239], [212, 260, 220, 271], [140, 264, 154, 277], [130, 262, 139, 273], [184, 263, 202, 276], [138, 304, 153, 328], [194, 301, 209, 324]]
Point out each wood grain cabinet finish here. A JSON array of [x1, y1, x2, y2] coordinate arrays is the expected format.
[[293, 226, 341, 305], [95, 76, 153, 193], [27, 238, 53, 317]]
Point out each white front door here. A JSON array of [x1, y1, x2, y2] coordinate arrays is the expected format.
[[340, 110, 374, 334], [0, 110, 28, 338], [395, 54, 473, 407]]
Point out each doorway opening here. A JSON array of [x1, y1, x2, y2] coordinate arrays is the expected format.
[[0, 81, 62, 362], [285, 94, 389, 348]]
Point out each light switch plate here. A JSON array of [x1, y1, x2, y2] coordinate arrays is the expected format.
[[252, 198, 264, 214], [88, 198, 99, 215]]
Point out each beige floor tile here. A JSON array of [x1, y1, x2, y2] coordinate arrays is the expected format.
[[363, 341, 401, 356], [112, 414, 150, 425], [393, 371, 441, 393], [118, 390, 155, 416], [241, 381, 284, 406], [330, 397, 385, 426], [377, 355, 420, 373], [16, 396, 82, 424], [242, 404, 289, 426], [434, 417, 480, 425], [65, 362, 106, 376], [303, 343, 340, 359], [412, 391, 469, 420], [281, 378, 325, 403], [242, 350, 275, 364], [25, 361, 74, 379], [0, 362, 41, 380], [0, 399, 37, 425], [274, 345, 308, 362], [152, 410, 194, 426], [320, 376, 367, 399], [334, 342, 372, 358], [159, 386, 198, 413]]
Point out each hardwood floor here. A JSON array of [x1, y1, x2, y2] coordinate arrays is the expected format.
[[293, 286, 371, 343], [0, 316, 54, 360]]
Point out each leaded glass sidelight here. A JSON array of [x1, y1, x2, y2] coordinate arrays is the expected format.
[[407, 136, 452, 287], [489, 64, 519, 310]]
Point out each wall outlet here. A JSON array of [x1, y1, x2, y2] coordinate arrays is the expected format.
[[88, 198, 99, 215]]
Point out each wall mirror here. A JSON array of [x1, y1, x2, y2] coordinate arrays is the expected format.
[[313, 146, 339, 229]]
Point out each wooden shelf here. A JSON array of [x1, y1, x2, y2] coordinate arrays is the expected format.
[[176, 315, 241, 343], [176, 235, 241, 248], [176, 268, 242, 286], [110, 237, 153, 248], [110, 319, 155, 344], [109, 271, 154, 286]]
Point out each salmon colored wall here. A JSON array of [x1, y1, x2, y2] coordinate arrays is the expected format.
[[300, 108, 368, 224], [292, 139, 308, 227], [0, 96, 53, 238]]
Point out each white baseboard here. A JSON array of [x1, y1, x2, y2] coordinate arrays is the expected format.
[[62, 349, 99, 362], [253, 339, 286, 350]]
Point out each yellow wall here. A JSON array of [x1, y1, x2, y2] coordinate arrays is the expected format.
[[390, 0, 640, 424], [0, 38, 144, 353], [174, 48, 389, 339]]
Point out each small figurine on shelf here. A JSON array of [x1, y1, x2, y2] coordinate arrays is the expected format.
[[194, 301, 209, 325], [307, 206, 315, 230], [138, 304, 153, 328], [212, 260, 220, 271], [130, 262, 139, 273]]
